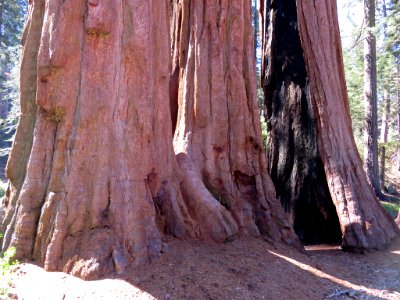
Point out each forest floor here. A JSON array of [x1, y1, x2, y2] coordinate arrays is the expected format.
[[5, 167, 400, 300], [385, 164, 400, 196], [381, 165, 400, 218], [8, 236, 400, 300]]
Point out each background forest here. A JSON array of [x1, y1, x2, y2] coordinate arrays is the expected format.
[[339, 0, 400, 216], [0, 0, 26, 184], [0, 0, 399, 212]]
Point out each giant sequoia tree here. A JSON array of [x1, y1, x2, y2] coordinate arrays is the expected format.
[[261, 0, 341, 244], [0, 0, 300, 279], [0, 0, 398, 280], [170, 0, 299, 244], [261, 0, 399, 249]]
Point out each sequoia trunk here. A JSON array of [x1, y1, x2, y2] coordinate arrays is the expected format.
[[261, 0, 341, 244], [1, 0, 42, 241], [261, 0, 399, 249], [1, 0, 196, 279], [296, 0, 399, 249], [1, 0, 300, 279], [170, 0, 300, 245]]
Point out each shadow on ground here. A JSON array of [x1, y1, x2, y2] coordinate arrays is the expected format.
[[11, 238, 400, 299]]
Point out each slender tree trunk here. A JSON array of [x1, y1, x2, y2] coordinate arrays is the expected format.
[[0, 53, 10, 119], [295, 0, 399, 249], [398, 65, 400, 171], [363, 0, 380, 195], [0, 0, 3, 51], [261, 0, 341, 244], [0, 0, 5, 119], [380, 91, 390, 190], [380, 0, 390, 191], [170, 0, 300, 246], [1, 0, 301, 280]]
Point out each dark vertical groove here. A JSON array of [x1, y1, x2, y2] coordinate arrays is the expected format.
[[262, 0, 341, 244], [169, 1, 181, 134]]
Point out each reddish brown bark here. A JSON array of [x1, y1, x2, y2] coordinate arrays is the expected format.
[[1, 0, 196, 279], [170, 0, 300, 246], [261, 0, 341, 245], [1, 0, 42, 246], [296, 0, 399, 249], [1, 0, 300, 279]]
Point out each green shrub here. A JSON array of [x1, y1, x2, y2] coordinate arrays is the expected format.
[[381, 202, 400, 218], [0, 233, 18, 299], [0, 181, 6, 198]]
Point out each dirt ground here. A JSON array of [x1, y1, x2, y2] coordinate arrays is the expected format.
[[8, 236, 400, 300]]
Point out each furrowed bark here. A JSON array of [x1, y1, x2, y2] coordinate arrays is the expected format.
[[363, 0, 380, 196], [261, 0, 341, 244], [2, 0, 197, 279], [296, 0, 399, 249], [1, 0, 302, 280], [1, 0, 44, 249], [171, 0, 300, 247]]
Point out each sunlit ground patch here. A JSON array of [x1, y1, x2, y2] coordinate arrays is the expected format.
[[269, 250, 400, 299]]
